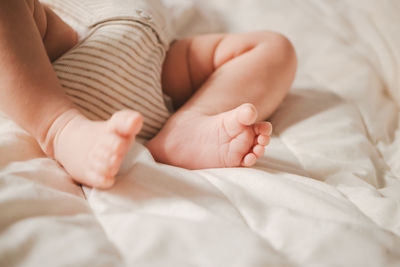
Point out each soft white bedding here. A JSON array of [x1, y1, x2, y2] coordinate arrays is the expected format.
[[1, 0, 400, 266]]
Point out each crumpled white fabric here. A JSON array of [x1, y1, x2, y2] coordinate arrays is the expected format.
[[0, 0, 400, 266]]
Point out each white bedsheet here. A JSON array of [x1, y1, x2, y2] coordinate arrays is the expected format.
[[1, 0, 400, 266]]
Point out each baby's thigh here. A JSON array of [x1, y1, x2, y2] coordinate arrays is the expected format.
[[161, 34, 225, 107], [26, 0, 77, 61], [25, 0, 47, 38], [163, 31, 295, 92]]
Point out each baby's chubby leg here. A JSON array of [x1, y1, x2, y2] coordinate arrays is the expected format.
[[147, 32, 297, 168], [25, 0, 78, 61], [0, 0, 142, 188]]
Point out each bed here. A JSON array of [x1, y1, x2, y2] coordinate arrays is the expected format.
[[1, 0, 400, 266]]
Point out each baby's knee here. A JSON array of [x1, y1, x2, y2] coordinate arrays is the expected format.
[[257, 32, 297, 73]]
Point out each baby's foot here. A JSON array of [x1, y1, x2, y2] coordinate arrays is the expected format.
[[46, 109, 142, 188], [147, 103, 272, 169]]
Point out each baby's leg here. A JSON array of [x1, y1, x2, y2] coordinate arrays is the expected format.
[[25, 0, 78, 61], [147, 32, 297, 168], [0, 0, 142, 188]]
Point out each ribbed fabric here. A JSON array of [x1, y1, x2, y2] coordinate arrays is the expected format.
[[43, 0, 173, 139]]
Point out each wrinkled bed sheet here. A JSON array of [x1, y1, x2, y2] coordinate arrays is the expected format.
[[1, 0, 400, 266]]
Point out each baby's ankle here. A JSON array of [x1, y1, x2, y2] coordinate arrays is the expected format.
[[38, 109, 83, 158]]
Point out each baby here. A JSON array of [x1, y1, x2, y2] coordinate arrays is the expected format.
[[0, 0, 297, 188]]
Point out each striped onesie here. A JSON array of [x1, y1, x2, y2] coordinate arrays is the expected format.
[[42, 0, 174, 139]]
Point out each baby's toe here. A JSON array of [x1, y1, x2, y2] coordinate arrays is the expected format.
[[242, 153, 257, 167], [237, 103, 258, 126], [254, 121, 273, 136], [108, 110, 143, 137], [87, 154, 122, 185], [108, 153, 124, 177], [86, 170, 115, 189], [235, 128, 255, 143], [90, 145, 110, 162], [89, 160, 110, 178], [89, 136, 128, 176], [257, 135, 270, 146], [104, 134, 131, 155], [253, 145, 265, 158]]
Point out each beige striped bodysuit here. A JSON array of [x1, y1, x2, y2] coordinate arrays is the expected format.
[[42, 0, 174, 139]]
